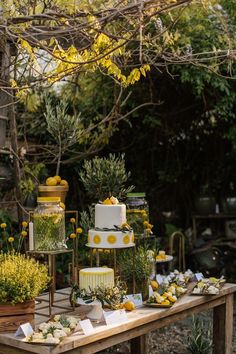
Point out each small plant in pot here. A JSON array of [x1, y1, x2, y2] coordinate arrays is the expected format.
[[38, 97, 82, 203], [0, 252, 50, 332], [79, 153, 134, 202]]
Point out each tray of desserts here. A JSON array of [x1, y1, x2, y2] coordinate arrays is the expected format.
[[191, 277, 225, 296]]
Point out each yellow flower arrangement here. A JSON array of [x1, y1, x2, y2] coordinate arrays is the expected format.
[[0, 253, 50, 304]]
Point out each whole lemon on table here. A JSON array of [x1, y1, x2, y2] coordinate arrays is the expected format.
[[60, 179, 69, 187], [150, 280, 159, 291], [124, 301, 135, 311], [46, 177, 57, 186], [53, 175, 61, 184]]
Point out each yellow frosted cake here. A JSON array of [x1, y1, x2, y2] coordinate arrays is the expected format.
[[79, 267, 114, 291]]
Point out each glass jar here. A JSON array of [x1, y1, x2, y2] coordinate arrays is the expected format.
[[33, 197, 66, 251], [126, 193, 149, 235]]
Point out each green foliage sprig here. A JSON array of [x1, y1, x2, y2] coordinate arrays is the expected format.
[[80, 153, 134, 202], [70, 281, 127, 310], [186, 316, 213, 354]]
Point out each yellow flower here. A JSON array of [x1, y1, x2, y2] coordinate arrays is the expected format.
[[143, 221, 149, 227], [107, 234, 117, 244], [145, 228, 152, 235], [70, 218, 76, 223], [22, 221, 28, 228], [76, 227, 82, 234], [123, 234, 130, 244], [8, 237, 14, 243], [21, 231, 27, 237], [69, 233, 76, 239], [0, 223, 7, 229], [93, 234, 101, 245]]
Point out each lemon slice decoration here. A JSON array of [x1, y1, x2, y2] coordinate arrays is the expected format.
[[131, 233, 135, 243], [123, 234, 130, 245], [107, 234, 117, 244], [93, 234, 101, 245]]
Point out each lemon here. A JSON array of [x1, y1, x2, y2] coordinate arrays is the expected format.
[[161, 299, 170, 306], [60, 179, 69, 187], [124, 301, 135, 311], [46, 177, 57, 186], [59, 202, 65, 210], [53, 175, 61, 184], [150, 280, 159, 291], [102, 198, 112, 205]]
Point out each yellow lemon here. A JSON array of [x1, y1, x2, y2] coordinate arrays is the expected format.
[[102, 198, 112, 205], [60, 179, 69, 187], [150, 280, 159, 291], [161, 299, 170, 306], [124, 301, 135, 311], [53, 175, 61, 184], [46, 177, 57, 186], [168, 296, 177, 303], [59, 202, 65, 210]]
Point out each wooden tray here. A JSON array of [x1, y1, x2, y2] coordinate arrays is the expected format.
[[22, 338, 58, 346]]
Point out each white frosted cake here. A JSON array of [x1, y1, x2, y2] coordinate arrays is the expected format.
[[79, 267, 114, 291], [87, 198, 135, 249]]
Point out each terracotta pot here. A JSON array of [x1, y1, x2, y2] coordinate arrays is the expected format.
[[38, 185, 69, 203], [0, 300, 35, 332]]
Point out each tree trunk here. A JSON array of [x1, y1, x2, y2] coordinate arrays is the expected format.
[[0, 42, 23, 222]]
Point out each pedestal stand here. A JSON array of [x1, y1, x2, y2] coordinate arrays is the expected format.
[[27, 249, 76, 316]]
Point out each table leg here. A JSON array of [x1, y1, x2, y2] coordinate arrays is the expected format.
[[213, 293, 234, 354], [130, 334, 147, 354]]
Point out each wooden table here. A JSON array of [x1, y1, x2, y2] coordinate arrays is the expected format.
[[0, 283, 235, 354]]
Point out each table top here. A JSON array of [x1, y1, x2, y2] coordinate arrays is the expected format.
[[1, 283, 236, 354]]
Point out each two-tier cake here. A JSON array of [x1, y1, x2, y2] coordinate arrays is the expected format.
[[87, 197, 135, 248]]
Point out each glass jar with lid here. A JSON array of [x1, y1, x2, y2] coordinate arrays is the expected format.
[[33, 197, 66, 251], [126, 193, 149, 235]]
